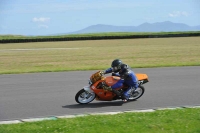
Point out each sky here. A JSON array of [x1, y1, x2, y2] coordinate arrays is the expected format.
[[0, 0, 200, 36]]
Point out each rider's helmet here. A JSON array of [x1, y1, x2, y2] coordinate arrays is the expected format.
[[111, 59, 123, 72]]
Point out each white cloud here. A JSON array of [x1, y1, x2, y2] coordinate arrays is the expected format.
[[32, 17, 50, 22], [169, 11, 189, 17]]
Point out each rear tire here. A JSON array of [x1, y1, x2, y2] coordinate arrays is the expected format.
[[75, 89, 96, 104], [128, 85, 145, 101]]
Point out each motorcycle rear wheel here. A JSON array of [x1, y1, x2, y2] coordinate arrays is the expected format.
[[75, 89, 96, 104], [128, 85, 145, 101]]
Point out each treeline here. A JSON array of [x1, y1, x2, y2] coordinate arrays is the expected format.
[[0, 32, 200, 43]]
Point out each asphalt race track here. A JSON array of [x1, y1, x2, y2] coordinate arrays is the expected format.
[[0, 66, 200, 121]]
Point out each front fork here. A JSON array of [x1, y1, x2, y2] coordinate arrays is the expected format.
[[83, 86, 94, 98], [83, 86, 93, 93]]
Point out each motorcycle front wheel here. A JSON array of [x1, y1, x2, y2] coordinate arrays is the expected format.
[[75, 89, 96, 104], [128, 85, 145, 101]]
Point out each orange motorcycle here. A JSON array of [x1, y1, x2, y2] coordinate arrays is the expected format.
[[75, 71, 149, 104]]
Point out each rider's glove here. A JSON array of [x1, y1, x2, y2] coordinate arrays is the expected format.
[[100, 71, 105, 75]]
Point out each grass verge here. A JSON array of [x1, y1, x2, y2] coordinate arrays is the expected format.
[[0, 108, 200, 133], [0, 37, 200, 74]]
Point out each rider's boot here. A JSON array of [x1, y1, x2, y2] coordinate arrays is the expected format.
[[122, 87, 136, 102], [112, 89, 129, 102], [121, 94, 128, 102], [112, 89, 127, 102]]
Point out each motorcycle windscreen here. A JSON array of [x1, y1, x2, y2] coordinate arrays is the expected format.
[[104, 76, 121, 86]]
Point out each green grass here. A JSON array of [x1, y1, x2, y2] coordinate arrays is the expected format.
[[0, 37, 200, 74], [0, 108, 200, 133]]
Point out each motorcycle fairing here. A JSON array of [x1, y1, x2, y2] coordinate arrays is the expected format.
[[90, 78, 120, 101]]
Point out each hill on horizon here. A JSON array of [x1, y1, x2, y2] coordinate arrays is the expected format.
[[66, 21, 200, 35]]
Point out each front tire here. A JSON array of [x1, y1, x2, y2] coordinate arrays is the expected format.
[[75, 89, 96, 104], [128, 85, 145, 101]]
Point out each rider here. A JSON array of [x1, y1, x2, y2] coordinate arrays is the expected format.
[[102, 59, 138, 102]]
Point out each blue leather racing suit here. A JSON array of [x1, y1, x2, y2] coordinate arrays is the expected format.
[[104, 64, 138, 99]]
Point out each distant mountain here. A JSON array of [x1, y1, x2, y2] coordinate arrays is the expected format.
[[69, 21, 200, 34]]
